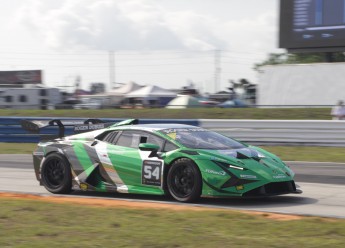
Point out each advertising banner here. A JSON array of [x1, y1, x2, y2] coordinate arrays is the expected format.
[[0, 70, 42, 84]]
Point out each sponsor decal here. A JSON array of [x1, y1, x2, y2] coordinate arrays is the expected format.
[[74, 124, 106, 133], [205, 169, 226, 176], [167, 132, 177, 140], [74, 125, 89, 131], [33, 152, 44, 156], [80, 183, 88, 190], [162, 128, 205, 134], [88, 124, 105, 130], [236, 185, 244, 190], [142, 160, 163, 186], [273, 174, 287, 179], [240, 174, 257, 179]]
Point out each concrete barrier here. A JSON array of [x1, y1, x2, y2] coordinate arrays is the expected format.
[[0, 117, 343, 146]]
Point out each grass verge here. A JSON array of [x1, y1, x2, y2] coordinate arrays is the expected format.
[[0, 197, 344, 247], [261, 146, 345, 163], [0, 107, 332, 119], [0, 143, 37, 154]]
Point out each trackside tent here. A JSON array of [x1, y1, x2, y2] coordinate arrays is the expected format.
[[165, 95, 201, 109], [106, 81, 143, 106], [125, 85, 177, 106], [108, 81, 143, 95]]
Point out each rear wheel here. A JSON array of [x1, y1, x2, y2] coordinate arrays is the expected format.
[[41, 153, 72, 194], [167, 158, 202, 202]]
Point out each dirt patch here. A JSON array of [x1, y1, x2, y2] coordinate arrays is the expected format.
[[0, 192, 304, 221], [243, 211, 303, 221]]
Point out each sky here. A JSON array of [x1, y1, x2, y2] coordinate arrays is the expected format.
[[0, 0, 283, 93]]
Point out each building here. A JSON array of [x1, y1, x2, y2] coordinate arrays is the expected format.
[[0, 87, 62, 109], [258, 63, 345, 105]]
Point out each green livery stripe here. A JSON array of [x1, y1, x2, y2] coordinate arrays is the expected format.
[[94, 176, 107, 192], [72, 142, 94, 176]]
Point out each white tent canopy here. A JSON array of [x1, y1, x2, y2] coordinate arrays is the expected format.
[[125, 85, 176, 98], [108, 81, 143, 96], [166, 95, 201, 109]]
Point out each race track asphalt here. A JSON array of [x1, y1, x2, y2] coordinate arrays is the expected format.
[[1, 155, 345, 218]]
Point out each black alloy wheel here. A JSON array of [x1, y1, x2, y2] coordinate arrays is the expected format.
[[167, 158, 202, 202], [41, 153, 72, 194]]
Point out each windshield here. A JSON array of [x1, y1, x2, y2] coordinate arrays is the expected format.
[[160, 128, 246, 150]]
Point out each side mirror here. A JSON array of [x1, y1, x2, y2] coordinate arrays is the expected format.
[[139, 143, 163, 158], [139, 143, 159, 151]]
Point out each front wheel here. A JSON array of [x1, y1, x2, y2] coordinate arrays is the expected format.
[[167, 158, 202, 202], [41, 153, 72, 194]]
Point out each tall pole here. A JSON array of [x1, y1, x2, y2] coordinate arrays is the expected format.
[[214, 49, 221, 93], [109, 51, 115, 90]]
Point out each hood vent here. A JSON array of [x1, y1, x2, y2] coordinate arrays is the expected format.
[[180, 150, 199, 155]]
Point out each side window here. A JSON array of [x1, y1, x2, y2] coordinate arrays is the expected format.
[[163, 141, 178, 152], [115, 130, 165, 150], [116, 131, 141, 148], [101, 131, 119, 144], [146, 134, 164, 149]]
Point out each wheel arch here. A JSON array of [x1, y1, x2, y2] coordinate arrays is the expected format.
[[163, 156, 202, 193], [40, 151, 73, 194]]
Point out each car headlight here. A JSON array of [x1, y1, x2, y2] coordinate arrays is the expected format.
[[228, 164, 244, 170], [257, 152, 265, 158]]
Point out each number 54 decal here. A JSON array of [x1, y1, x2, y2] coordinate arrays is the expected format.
[[142, 160, 163, 186]]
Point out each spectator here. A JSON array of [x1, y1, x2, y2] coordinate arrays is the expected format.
[[331, 100, 345, 120]]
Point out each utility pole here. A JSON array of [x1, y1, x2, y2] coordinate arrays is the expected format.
[[109, 51, 115, 90], [214, 49, 221, 93]]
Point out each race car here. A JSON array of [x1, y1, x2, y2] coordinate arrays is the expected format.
[[21, 118, 302, 202]]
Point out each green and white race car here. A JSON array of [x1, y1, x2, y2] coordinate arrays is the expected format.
[[24, 119, 301, 202]]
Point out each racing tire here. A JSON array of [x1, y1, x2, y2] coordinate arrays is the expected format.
[[167, 158, 202, 203], [41, 153, 72, 194]]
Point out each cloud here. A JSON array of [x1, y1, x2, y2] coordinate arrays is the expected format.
[[164, 10, 227, 50], [16, 0, 228, 51], [219, 11, 279, 52], [14, 0, 279, 59]]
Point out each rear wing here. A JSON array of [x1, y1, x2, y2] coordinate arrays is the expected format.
[[20, 118, 139, 139]]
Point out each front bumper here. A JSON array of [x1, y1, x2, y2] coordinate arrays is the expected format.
[[243, 180, 302, 197]]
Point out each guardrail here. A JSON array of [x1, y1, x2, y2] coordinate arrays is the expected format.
[[0, 117, 199, 143], [0, 117, 343, 146], [0, 104, 334, 109], [200, 119, 345, 146]]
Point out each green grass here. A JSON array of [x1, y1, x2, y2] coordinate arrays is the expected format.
[[0, 143, 37, 154], [0, 198, 344, 247], [261, 146, 345, 163], [0, 107, 332, 119], [1, 143, 344, 162]]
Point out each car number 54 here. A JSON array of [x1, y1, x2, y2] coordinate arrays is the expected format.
[[141, 160, 163, 186]]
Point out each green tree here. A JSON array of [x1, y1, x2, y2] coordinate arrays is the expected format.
[[254, 52, 345, 71]]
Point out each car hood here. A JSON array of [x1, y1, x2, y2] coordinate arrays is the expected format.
[[195, 146, 294, 179], [198, 147, 266, 161]]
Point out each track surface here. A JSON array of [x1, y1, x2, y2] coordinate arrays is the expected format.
[[1, 155, 345, 219]]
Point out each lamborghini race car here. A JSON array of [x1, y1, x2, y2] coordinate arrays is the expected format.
[[22, 118, 302, 202]]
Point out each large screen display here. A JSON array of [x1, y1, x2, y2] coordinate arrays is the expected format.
[[280, 0, 345, 52], [0, 70, 42, 84]]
